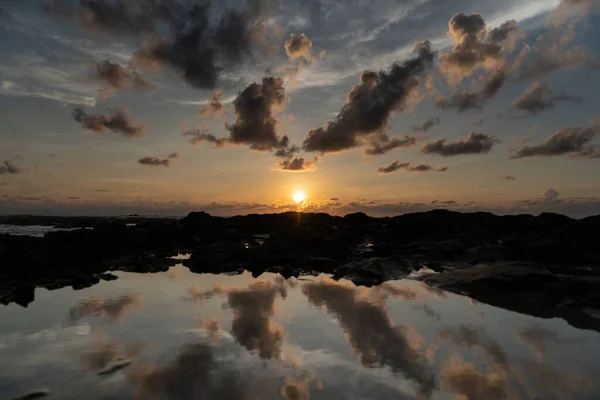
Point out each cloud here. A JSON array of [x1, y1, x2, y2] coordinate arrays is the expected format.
[[279, 157, 318, 172], [138, 156, 171, 167], [67, 196, 80, 200], [73, 108, 145, 137], [132, 1, 266, 89], [302, 280, 435, 396], [502, 175, 516, 181], [91, 60, 150, 91], [48, 0, 269, 89], [510, 127, 599, 158], [90, 189, 110, 192], [284, 33, 315, 62], [184, 129, 227, 148], [187, 77, 291, 153], [377, 161, 447, 173], [436, 68, 507, 112], [514, 27, 598, 80], [421, 132, 500, 156], [0, 160, 21, 175], [411, 116, 440, 133], [198, 89, 225, 119], [512, 82, 582, 116], [302, 41, 436, 154], [167, 152, 179, 159], [0, 79, 97, 107], [364, 135, 418, 156], [439, 13, 519, 81], [329, 197, 340, 201], [574, 145, 600, 159], [543, 188, 560, 202]]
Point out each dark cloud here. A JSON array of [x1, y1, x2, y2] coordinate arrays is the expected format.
[[279, 157, 317, 171], [510, 127, 599, 158], [47, 0, 268, 89], [167, 152, 179, 159], [69, 295, 140, 324], [226, 77, 288, 151], [302, 41, 436, 154], [0, 160, 21, 174], [274, 145, 300, 159], [138, 156, 171, 167], [198, 90, 224, 118], [48, 153, 59, 159], [91, 60, 128, 90], [329, 197, 340, 201], [378, 161, 408, 173], [73, 108, 145, 137], [90, 189, 110, 192], [67, 196, 80, 200], [284, 33, 314, 62], [187, 77, 291, 153], [302, 281, 435, 396], [421, 132, 500, 156], [377, 161, 447, 173], [184, 129, 227, 148], [364, 135, 418, 156], [502, 175, 516, 181], [132, 1, 265, 89], [411, 116, 440, 133], [512, 82, 582, 116]]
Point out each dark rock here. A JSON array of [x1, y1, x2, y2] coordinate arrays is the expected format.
[[421, 264, 600, 333]]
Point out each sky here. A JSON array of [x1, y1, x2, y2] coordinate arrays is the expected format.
[[1, 0, 599, 217]]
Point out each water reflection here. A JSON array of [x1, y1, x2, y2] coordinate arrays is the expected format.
[[0, 266, 599, 400], [303, 279, 435, 396], [69, 294, 140, 324]]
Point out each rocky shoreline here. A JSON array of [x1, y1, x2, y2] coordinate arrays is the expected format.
[[1, 210, 599, 332]]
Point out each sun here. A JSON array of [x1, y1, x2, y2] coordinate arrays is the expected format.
[[292, 190, 306, 204]]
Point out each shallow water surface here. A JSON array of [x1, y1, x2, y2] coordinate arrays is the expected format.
[[0, 265, 598, 399]]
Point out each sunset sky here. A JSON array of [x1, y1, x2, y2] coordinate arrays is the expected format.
[[1, 0, 599, 217]]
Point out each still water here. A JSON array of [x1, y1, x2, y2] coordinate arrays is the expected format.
[[0, 263, 598, 399]]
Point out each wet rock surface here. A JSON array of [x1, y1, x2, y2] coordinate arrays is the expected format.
[[2, 209, 600, 332]]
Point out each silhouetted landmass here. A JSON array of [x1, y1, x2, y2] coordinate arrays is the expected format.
[[1, 209, 600, 332]]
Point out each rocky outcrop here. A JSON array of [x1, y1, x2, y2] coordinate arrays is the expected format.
[[1, 210, 600, 327]]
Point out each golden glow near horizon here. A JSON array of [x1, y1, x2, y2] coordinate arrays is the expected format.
[[293, 190, 306, 204]]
